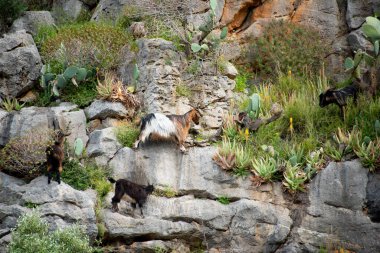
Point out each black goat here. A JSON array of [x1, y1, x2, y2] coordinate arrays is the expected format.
[[46, 130, 69, 184], [319, 84, 358, 120], [109, 178, 154, 216]]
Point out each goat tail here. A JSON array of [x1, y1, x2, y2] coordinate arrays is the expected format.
[[108, 177, 116, 184], [145, 185, 154, 194]]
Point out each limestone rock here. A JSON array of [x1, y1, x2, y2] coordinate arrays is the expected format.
[[87, 127, 122, 166], [0, 30, 42, 99], [54, 108, 89, 148], [284, 160, 380, 253], [109, 145, 285, 205], [52, 0, 89, 20], [346, 0, 380, 30], [187, 0, 225, 30], [0, 106, 54, 146], [91, 0, 130, 22], [0, 172, 98, 243], [221, 61, 238, 79], [347, 29, 373, 52], [104, 210, 200, 241], [10, 11, 55, 35], [85, 100, 130, 120]]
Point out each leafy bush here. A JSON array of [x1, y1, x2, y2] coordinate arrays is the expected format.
[[0, 129, 54, 179], [0, 0, 26, 28], [248, 20, 328, 78], [9, 210, 94, 253], [41, 22, 132, 71], [217, 196, 230, 205], [22, 0, 53, 11], [61, 159, 111, 197], [153, 185, 177, 198], [116, 123, 140, 148], [60, 78, 97, 107]]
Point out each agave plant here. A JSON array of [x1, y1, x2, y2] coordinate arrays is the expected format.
[[283, 161, 307, 193], [213, 138, 237, 170], [251, 156, 278, 183]]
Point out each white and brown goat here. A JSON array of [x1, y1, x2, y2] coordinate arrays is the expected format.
[[133, 108, 201, 152]]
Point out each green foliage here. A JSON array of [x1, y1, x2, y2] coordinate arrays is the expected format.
[[217, 196, 230, 205], [116, 123, 140, 148], [1, 97, 25, 112], [0, 129, 54, 179], [9, 210, 94, 253], [23, 0, 53, 11], [24, 202, 39, 209], [175, 83, 192, 97], [0, 0, 26, 27], [60, 79, 97, 107], [247, 93, 260, 119], [34, 25, 57, 49], [344, 16, 380, 81], [41, 22, 131, 71], [283, 162, 307, 193], [61, 159, 111, 198], [251, 156, 278, 182], [153, 185, 177, 198], [353, 138, 380, 172], [234, 69, 252, 92], [248, 20, 328, 78]]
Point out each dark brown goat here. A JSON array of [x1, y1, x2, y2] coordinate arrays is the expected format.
[[109, 178, 154, 216], [319, 84, 358, 120], [46, 131, 69, 184]]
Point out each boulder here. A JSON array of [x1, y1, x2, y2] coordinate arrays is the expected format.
[[346, 0, 380, 30], [10, 11, 55, 35], [282, 160, 380, 253], [54, 108, 89, 148], [221, 61, 238, 79], [91, 0, 130, 22], [0, 172, 98, 243], [0, 30, 42, 99], [52, 0, 89, 20], [87, 127, 122, 166], [84, 100, 130, 120], [347, 29, 373, 52], [186, 0, 225, 30], [0, 106, 54, 146], [104, 210, 200, 241]]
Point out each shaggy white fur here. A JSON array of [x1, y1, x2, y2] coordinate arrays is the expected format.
[[141, 113, 177, 141]]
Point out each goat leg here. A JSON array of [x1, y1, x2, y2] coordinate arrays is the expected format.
[[47, 170, 52, 184]]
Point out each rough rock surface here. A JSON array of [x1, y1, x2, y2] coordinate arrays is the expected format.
[[10, 11, 55, 35], [85, 100, 130, 120], [0, 30, 42, 99], [0, 103, 88, 148], [130, 38, 234, 135], [0, 172, 98, 252], [87, 127, 122, 166], [0, 106, 54, 146], [53, 0, 89, 20], [279, 160, 380, 253]]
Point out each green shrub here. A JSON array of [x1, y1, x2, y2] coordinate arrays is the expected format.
[[116, 123, 140, 148], [248, 20, 328, 78], [41, 22, 132, 71], [153, 185, 177, 198], [61, 159, 111, 197], [22, 0, 53, 11], [60, 79, 97, 107], [0, 129, 54, 179], [0, 0, 26, 28], [34, 25, 57, 49], [217, 196, 230, 205], [9, 210, 94, 253], [175, 84, 192, 97]]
